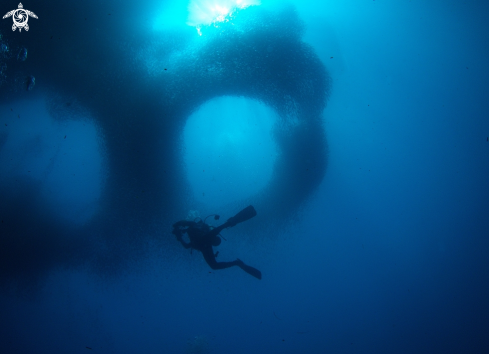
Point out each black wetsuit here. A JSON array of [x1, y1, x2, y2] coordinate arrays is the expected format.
[[172, 219, 238, 270], [172, 213, 262, 279]]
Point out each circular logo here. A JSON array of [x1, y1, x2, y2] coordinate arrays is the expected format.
[[3, 4, 38, 32], [13, 9, 28, 28]]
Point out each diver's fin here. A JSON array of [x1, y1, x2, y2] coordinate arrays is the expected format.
[[237, 259, 262, 280], [226, 205, 257, 227]]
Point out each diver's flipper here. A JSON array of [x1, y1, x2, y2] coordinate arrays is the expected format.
[[238, 262, 262, 280], [226, 205, 257, 227]]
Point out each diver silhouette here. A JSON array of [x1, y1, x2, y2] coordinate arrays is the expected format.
[[172, 205, 262, 279]]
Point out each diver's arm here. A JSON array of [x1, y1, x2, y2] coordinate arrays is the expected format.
[[173, 227, 192, 249], [172, 220, 193, 249]]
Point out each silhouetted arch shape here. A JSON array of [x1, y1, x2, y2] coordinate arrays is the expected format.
[[163, 7, 330, 220]]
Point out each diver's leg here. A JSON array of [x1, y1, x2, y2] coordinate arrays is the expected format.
[[236, 259, 262, 280], [201, 246, 238, 270], [206, 223, 229, 239], [226, 205, 257, 227], [206, 205, 258, 238]]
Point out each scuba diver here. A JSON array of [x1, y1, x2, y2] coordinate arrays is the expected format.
[[172, 205, 262, 280]]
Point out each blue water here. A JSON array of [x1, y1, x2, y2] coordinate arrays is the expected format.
[[1, 0, 488, 353]]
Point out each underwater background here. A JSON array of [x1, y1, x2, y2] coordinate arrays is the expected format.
[[1, 0, 488, 353]]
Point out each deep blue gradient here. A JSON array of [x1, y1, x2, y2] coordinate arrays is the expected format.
[[1, 0, 488, 353]]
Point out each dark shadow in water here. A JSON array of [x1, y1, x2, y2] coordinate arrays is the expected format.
[[0, 2, 330, 291]]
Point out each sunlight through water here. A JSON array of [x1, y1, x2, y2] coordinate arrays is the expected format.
[[187, 0, 261, 27]]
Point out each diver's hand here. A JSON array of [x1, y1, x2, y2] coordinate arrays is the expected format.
[[174, 231, 183, 241], [172, 227, 184, 238]]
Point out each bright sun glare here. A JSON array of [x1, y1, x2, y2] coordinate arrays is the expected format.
[[187, 0, 261, 27]]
